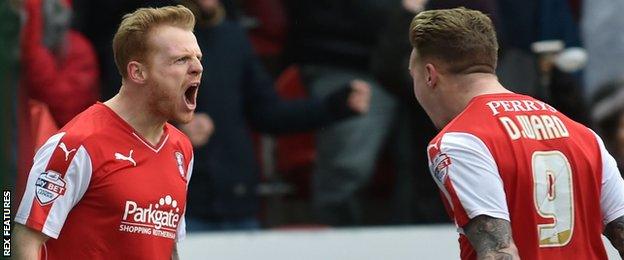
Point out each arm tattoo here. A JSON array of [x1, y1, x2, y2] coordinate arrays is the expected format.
[[464, 215, 515, 260], [605, 216, 624, 257]]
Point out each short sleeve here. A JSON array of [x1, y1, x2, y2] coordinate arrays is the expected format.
[[15, 132, 93, 239], [427, 132, 509, 228], [176, 153, 193, 242], [592, 131, 624, 224]]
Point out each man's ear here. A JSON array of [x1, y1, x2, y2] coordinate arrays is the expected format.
[[127, 61, 147, 84], [424, 63, 439, 89]]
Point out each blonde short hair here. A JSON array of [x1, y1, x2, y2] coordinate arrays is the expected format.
[[113, 5, 196, 78], [410, 7, 498, 74]]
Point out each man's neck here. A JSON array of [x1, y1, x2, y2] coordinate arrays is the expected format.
[[104, 88, 166, 146], [444, 74, 511, 124]]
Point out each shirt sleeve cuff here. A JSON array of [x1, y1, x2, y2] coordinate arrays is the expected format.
[[14, 215, 61, 239], [604, 207, 624, 225], [467, 209, 510, 222]]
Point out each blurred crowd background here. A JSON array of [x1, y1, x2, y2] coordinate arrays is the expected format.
[[2, 0, 624, 231]]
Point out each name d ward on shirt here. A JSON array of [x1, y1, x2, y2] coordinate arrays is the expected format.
[[484, 99, 570, 141]]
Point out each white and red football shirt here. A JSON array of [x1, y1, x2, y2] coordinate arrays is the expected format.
[[427, 93, 624, 260], [16, 103, 194, 259]]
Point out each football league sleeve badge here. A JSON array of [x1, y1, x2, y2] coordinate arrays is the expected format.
[[35, 171, 67, 205]]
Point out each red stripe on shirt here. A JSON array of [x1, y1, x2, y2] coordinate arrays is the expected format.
[[26, 138, 79, 232]]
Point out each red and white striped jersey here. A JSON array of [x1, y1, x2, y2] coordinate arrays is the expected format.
[[427, 93, 624, 260], [16, 103, 194, 259]]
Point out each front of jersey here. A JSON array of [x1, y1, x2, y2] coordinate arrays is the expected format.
[[16, 103, 194, 259], [427, 93, 624, 259]]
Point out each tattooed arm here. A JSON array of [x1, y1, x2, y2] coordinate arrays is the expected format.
[[605, 216, 624, 258], [464, 215, 520, 260]]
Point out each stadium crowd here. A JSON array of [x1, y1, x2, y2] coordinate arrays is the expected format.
[[3, 0, 624, 232]]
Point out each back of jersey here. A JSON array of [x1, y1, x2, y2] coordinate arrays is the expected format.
[[473, 94, 606, 259], [434, 93, 615, 259]]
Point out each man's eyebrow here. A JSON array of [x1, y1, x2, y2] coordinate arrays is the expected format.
[[170, 52, 193, 59]]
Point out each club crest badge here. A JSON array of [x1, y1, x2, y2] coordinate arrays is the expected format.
[[174, 152, 185, 180], [35, 171, 67, 205]]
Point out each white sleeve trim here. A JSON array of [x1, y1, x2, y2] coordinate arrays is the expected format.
[[13, 215, 62, 239], [176, 212, 187, 242], [441, 132, 510, 222], [468, 210, 511, 222], [176, 153, 193, 242], [15, 133, 93, 239], [15, 133, 65, 229], [591, 131, 624, 224], [185, 154, 194, 186], [42, 146, 93, 238]]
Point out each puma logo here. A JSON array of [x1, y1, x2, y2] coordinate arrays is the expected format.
[[115, 150, 136, 167], [58, 142, 76, 161]]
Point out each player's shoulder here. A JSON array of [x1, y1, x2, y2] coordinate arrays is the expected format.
[[431, 110, 491, 150], [570, 120, 603, 151], [427, 131, 496, 185], [555, 111, 596, 137], [430, 131, 487, 151], [57, 104, 116, 146], [165, 123, 193, 156], [427, 131, 490, 164]]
